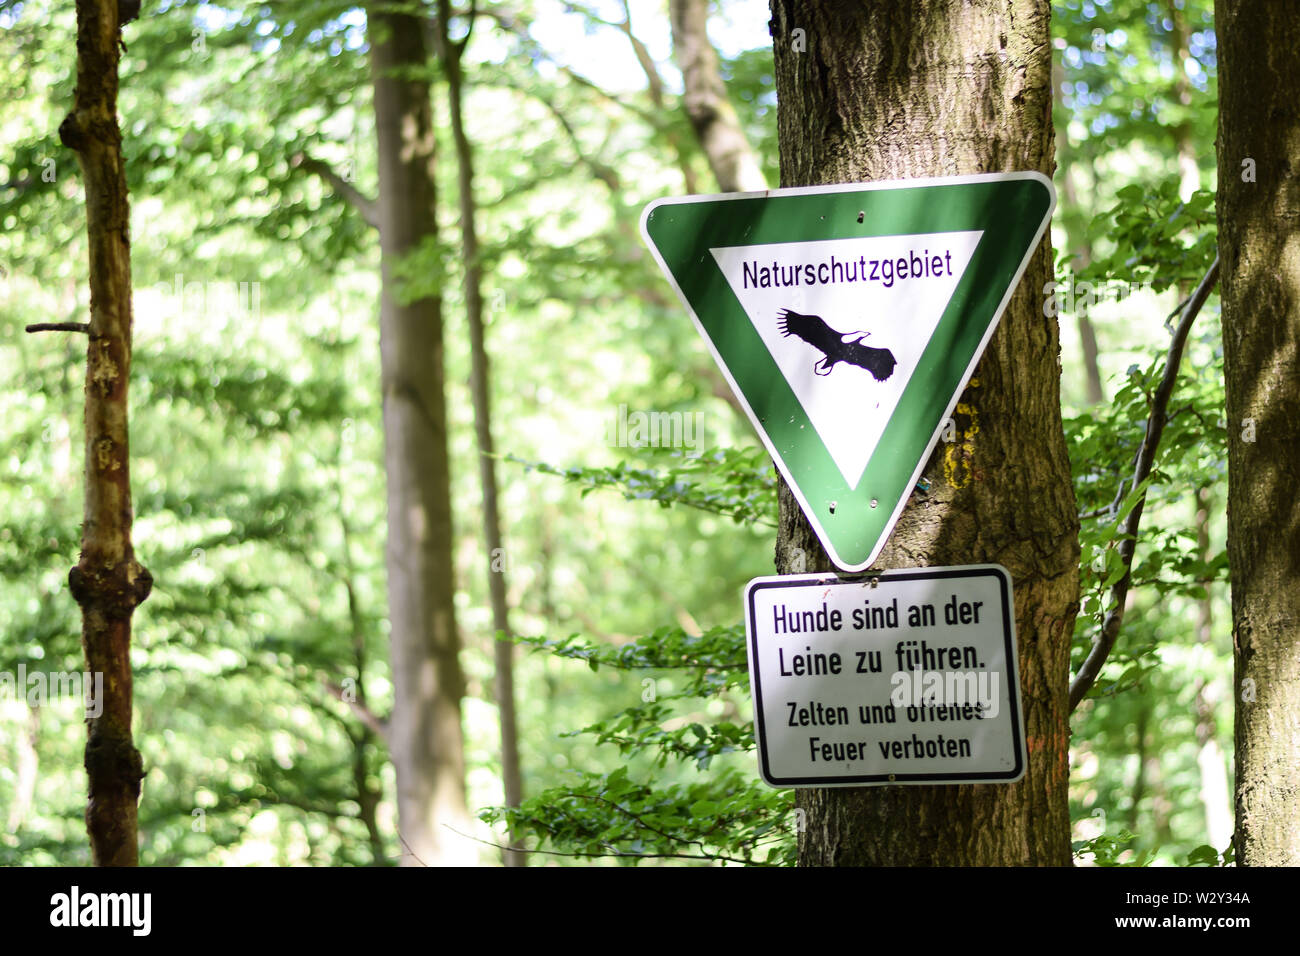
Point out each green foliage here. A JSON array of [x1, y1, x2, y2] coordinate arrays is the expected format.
[[482, 765, 794, 866], [1066, 336, 1227, 698], [1073, 830, 1153, 867], [1076, 180, 1216, 292], [1065, 327, 1231, 864], [486, 622, 794, 865], [2, 0, 1242, 869], [1185, 842, 1232, 867], [508, 446, 777, 527], [722, 47, 778, 185]]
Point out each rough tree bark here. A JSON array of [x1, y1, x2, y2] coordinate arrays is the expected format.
[[769, 0, 1079, 866], [435, 0, 526, 868], [54, 0, 153, 867], [1215, 0, 1300, 867], [670, 0, 767, 192], [368, 3, 474, 866]]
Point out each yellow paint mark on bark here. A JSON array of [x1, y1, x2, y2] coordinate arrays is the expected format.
[[89, 341, 119, 396], [943, 399, 980, 488], [96, 437, 118, 471]]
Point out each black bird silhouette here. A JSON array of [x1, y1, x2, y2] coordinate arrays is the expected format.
[[777, 309, 897, 381]]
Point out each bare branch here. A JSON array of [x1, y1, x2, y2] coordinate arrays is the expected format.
[[670, 0, 767, 192], [608, 0, 667, 108], [26, 322, 90, 334], [506, 80, 620, 191], [290, 152, 379, 230], [2, 176, 37, 195], [1069, 253, 1220, 712], [324, 679, 390, 741]]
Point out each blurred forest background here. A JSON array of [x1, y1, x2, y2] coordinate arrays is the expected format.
[[1, 0, 1228, 865]]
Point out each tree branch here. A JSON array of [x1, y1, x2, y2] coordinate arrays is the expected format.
[[1069, 253, 1220, 712], [475, 7, 665, 128], [669, 0, 767, 192], [290, 152, 379, 230], [561, 0, 666, 108], [496, 76, 621, 192], [26, 322, 90, 334], [617, 1, 666, 108], [324, 679, 390, 741]]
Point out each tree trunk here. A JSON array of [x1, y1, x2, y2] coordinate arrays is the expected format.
[[337, 462, 388, 866], [368, 3, 474, 867], [1050, 62, 1105, 407], [770, 0, 1078, 866], [436, 0, 526, 868], [56, 0, 153, 867], [1192, 488, 1231, 852], [1060, 163, 1104, 404], [670, 0, 767, 192], [1215, 0, 1300, 868], [618, 5, 701, 195], [1167, 0, 1200, 201], [6, 704, 40, 834], [1129, 700, 1148, 833]]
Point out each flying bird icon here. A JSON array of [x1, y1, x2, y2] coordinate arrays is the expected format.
[[777, 309, 898, 381]]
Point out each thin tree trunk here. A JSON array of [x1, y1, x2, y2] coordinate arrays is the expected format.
[[368, 3, 474, 867], [618, 1, 701, 195], [670, 0, 767, 192], [337, 457, 388, 865], [1050, 67, 1105, 407], [1129, 701, 1148, 832], [771, 0, 1078, 866], [1060, 164, 1104, 404], [6, 704, 40, 834], [435, 0, 526, 868], [1167, 1, 1200, 202], [1076, 312, 1104, 404], [1215, 0, 1300, 867], [54, 0, 153, 867], [352, 726, 386, 864], [1192, 487, 1231, 851], [667, 0, 766, 422], [539, 512, 560, 705]]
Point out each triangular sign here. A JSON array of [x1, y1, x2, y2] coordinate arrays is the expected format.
[[640, 173, 1055, 572]]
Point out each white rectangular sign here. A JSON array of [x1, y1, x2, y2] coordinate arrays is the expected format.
[[745, 566, 1026, 788]]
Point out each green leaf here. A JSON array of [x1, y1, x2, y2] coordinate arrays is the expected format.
[[1185, 845, 1219, 867]]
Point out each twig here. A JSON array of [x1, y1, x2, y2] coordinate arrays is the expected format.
[[444, 823, 756, 865], [25, 322, 90, 334], [1069, 253, 1220, 712], [1078, 504, 1116, 521], [323, 679, 390, 741], [290, 152, 380, 230], [395, 829, 428, 867]]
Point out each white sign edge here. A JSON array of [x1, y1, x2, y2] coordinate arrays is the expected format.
[[639, 172, 1057, 573], [741, 564, 1028, 788]]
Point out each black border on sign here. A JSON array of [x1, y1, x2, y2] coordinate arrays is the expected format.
[[745, 566, 1026, 788]]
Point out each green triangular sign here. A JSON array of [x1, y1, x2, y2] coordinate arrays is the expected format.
[[640, 173, 1055, 572]]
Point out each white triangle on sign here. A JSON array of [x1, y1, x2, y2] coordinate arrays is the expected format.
[[710, 231, 983, 489]]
